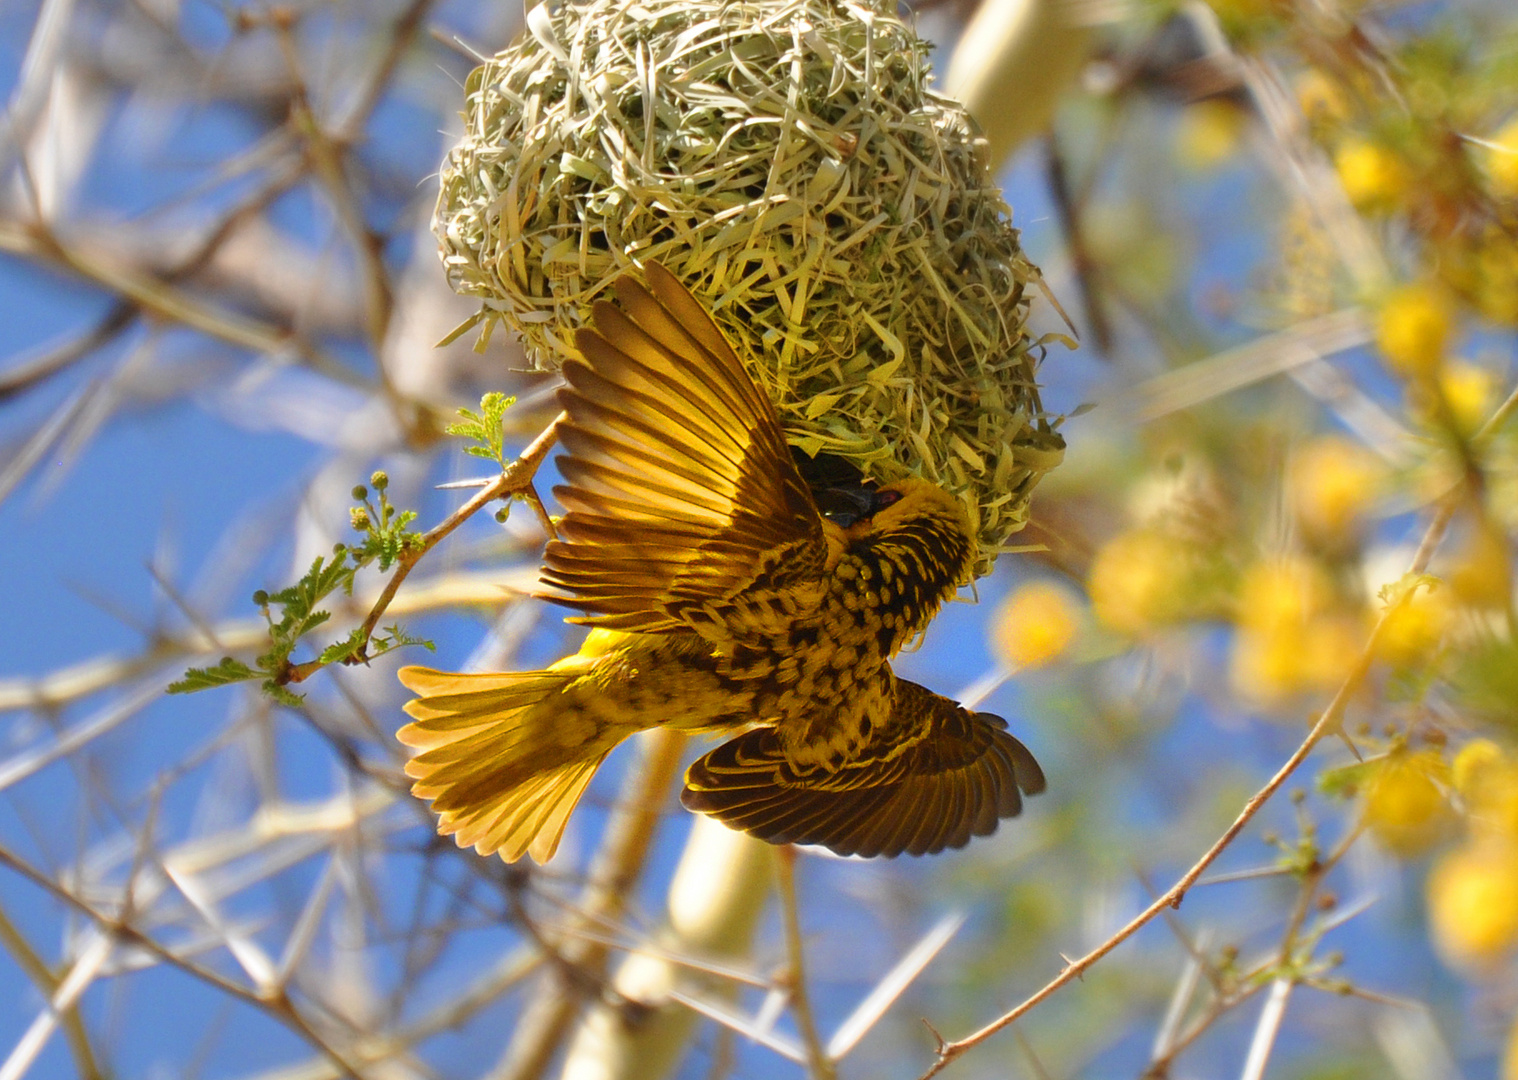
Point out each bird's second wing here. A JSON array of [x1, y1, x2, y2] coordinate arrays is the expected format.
[[540, 262, 827, 637], [680, 678, 1045, 858]]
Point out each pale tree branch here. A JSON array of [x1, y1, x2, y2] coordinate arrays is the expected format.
[[776, 847, 835, 1080], [493, 727, 689, 1080]]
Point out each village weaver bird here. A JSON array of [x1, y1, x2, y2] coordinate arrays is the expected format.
[[397, 262, 1045, 863]]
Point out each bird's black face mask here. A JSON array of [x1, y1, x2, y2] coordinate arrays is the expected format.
[[791, 448, 900, 528]]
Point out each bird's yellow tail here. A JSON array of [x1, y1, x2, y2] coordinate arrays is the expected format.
[[396, 666, 613, 864]]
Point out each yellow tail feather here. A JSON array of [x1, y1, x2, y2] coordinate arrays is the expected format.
[[396, 666, 614, 864]]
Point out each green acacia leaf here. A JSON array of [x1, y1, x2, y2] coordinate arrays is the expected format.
[[167, 657, 259, 695], [447, 392, 516, 466], [263, 680, 306, 708], [318, 628, 369, 666]]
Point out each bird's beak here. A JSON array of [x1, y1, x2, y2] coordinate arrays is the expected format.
[[816, 485, 877, 528]]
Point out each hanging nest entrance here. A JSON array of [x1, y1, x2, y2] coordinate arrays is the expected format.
[[435, 0, 1066, 576]]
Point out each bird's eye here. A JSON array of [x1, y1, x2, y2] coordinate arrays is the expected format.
[[872, 489, 902, 511]]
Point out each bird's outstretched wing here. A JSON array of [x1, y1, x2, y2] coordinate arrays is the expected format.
[[540, 262, 828, 636], [680, 678, 1045, 857]]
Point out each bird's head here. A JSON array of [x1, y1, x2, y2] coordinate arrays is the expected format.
[[810, 475, 978, 649], [841, 478, 972, 541], [817, 476, 978, 591]]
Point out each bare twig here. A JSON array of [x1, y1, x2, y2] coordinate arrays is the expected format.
[[0, 842, 367, 1079]]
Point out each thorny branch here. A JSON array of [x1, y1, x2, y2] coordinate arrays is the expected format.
[[916, 500, 1457, 1080], [1143, 815, 1370, 1077]]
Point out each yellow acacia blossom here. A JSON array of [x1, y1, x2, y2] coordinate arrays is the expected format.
[[1088, 528, 1194, 636], [1376, 583, 1454, 669], [1237, 555, 1333, 633], [1452, 739, 1518, 839], [1335, 139, 1406, 210], [1363, 747, 1454, 856], [1483, 117, 1518, 199], [1428, 838, 1518, 969], [1434, 359, 1500, 436], [1230, 556, 1360, 704], [994, 580, 1081, 670], [1449, 522, 1513, 610], [1375, 282, 1454, 379], [1288, 435, 1387, 546]]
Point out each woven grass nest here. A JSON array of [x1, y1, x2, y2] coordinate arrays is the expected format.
[[435, 0, 1066, 576]]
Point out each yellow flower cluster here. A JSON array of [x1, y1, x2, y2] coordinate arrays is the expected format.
[[1374, 283, 1454, 380], [1426, 740, 1518, 970], [1335, 139, 1407, 212], [1082, 429, 1508, 711], [1449, 522, 1514, 609], [1362, 747, 1454, 856], [1430, 359, 1501, 436], [1375, 585, 1454, 668], [1287, 435, 1387, 549], [1229, 555, 1363, 706], [1087, 528, 1203, 637], [993, 580, 1082, 670], [1482, 117, 1518, 199]]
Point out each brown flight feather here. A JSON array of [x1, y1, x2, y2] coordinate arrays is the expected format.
[[682, 679, 1046, 857]]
